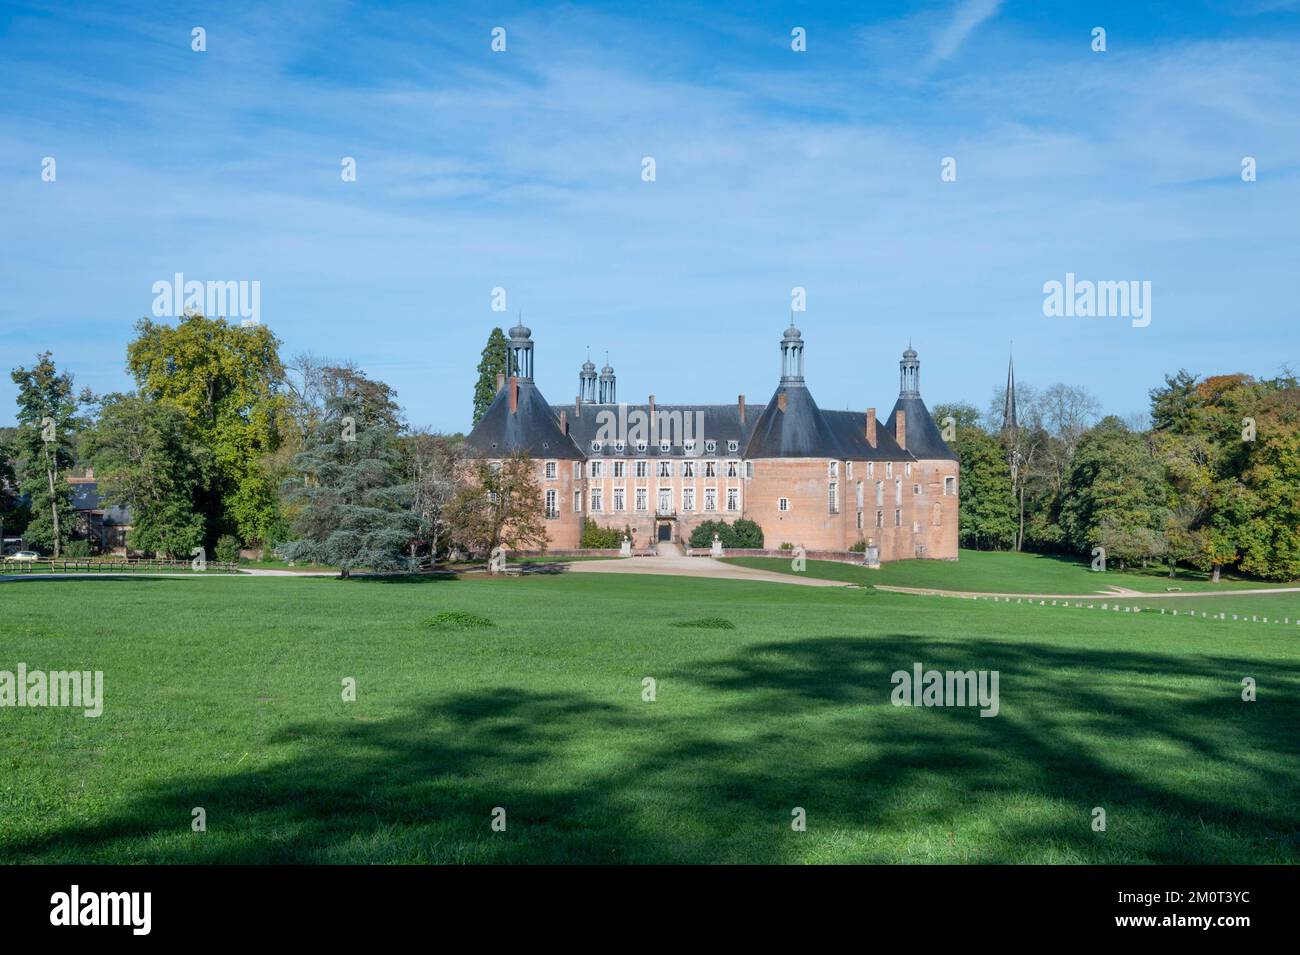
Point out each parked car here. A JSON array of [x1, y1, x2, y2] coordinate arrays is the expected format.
[[3, 551, 39, 562]]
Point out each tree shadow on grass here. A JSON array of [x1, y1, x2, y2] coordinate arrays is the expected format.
[[4, 637, 1297, 863]]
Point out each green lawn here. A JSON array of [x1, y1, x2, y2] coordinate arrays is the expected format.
[[1, 566, 1296, 863], [724, 549, 1299, 595]]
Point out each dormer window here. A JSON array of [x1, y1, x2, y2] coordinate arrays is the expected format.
[[591, 440, 602, 453], [684, 440, 696, 454], [636, 440, 647, 453], [659, 440, 671, 454], [727, 440, 738, 453], [615, 441, 625, 454], [705, 440, 717, 454]]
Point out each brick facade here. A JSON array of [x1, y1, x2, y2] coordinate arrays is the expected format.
[[467, 323, 959, 563]]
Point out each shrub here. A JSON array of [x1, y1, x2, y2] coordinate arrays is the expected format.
[[64, 539, 92, 558], [670, 616, 736, 630], [426, 610, 495, 630], [688, 518, 764, 549], [215, 534, 242, 563], [732, 519, 764, 548], [849, 539, 867, 553], [580, 519, 626, 549], [778, 541, 794, 551]]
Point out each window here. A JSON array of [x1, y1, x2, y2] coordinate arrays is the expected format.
[[875, 481, 884, 507], [913, 484, 921, 496], [846, 461, 854, 479], [726, 460, 738, 478], [727, 440, 738, 453], [613, 487, 625, 512], [545, 489, 558, 518], [613, 461, 626, 478], [857, 510, 864, 529], [590, 489, 603, 512], [591, 440, 602, 453], [745, 461, 754, 478], [683, 487, 695, 511], [573, 462, 582, 480], [944, 476, 956, 496], [895, 479, 902, 506], [683, 461, 695, 478], [635, 461, 649, 478], [828, 481, 839, 514], [589, 460, 603, 479], [886, 462, 894, 478], [905, 462, 912, 477], [867, 462, 874, 478], [779, 497, 790, 512], [705, 461, 717, 478], [636, 441, 647, 453], [574, 490, 582, 512], [705, 440, 716, 454], [615, 441, 625, 454], [704, 488, 717, 511], [545, 460, 557, 480], [658, 461, 672, 478], [635, 488, 648, 511], [660, 440, 671, 454], [894, 508, 902, 527], [876, 510, 884, 528], [658, 488, 672, 513], [726, 488, 739, 511], [856, 481, 864, 508], [828, 461, 838, 478], [684, 440, 696, 455]]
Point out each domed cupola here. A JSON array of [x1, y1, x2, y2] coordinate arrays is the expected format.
[[578, 348, 598, 403], [598, 353, 616, 403]]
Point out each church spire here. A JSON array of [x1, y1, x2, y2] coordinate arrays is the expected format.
[[1002, 349, 1018, 432]]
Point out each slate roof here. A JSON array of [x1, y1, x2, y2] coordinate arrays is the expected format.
[[464, 370, 956, 463], [69, 482, 132, 525], [464, 381, 584, 459], [567, 403, 756, 456], [823, 409, 911, 460], [744, 385, 845, 459], [884, 396, 959, 461]]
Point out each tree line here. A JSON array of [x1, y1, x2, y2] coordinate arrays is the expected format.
[[1, 315, 546, 571], [4, 318, 1296, 581], [934, 368, 1300, 580]]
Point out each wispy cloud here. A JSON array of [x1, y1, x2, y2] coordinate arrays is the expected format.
[[927, 0, 1005, 66], [0, 1, 1297, 429]]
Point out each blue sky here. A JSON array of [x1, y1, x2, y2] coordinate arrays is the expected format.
[[2, 0, 1298, 430]]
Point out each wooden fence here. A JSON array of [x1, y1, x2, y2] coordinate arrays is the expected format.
[[3, 557, 242, 575]]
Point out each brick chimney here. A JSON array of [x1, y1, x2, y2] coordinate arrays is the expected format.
[[895, 409, 907, 450], [865, 408, 876, 448], [495, 372, 504, 394], [777, 393, 787, 413], [559, 409, 567, 434], [738, 394, 746, 425], [648, 394, 656, 439], [509, 376, 519, 414], [574, 397, 581, 418]]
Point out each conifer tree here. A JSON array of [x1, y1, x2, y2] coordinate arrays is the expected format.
[[472, 327, 509, 425]]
